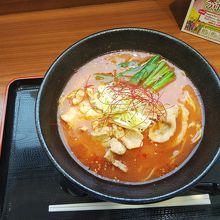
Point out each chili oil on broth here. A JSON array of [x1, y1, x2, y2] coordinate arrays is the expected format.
[[58, 51, 203, 183]]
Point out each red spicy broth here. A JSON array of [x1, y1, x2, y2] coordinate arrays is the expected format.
[[58, 51, 203, 183]]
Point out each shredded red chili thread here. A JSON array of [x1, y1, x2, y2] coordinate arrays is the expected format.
[[84, 76, 167, 129], [106, 80, 167, 119], [84, 75, 94, 88]]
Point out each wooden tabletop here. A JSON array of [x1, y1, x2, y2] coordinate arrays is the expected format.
[[0, 0, 219, 121]]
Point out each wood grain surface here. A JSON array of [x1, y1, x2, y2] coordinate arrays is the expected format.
[[0, 0, 219, 122], [0, 0, 134, 15]]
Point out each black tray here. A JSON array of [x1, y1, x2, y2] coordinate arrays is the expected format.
[[0, 78, 220, 220]]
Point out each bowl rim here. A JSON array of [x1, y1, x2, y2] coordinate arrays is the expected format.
[[35, 27, 220, 204]]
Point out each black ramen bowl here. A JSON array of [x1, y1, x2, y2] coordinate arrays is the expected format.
[[36, 28, 220, 204]]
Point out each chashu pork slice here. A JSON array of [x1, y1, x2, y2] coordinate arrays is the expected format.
[[148, 105, 179, 143], [109, 138, 126, 155], [60, 107, 80, 127], [121, 130, 144, 149]]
